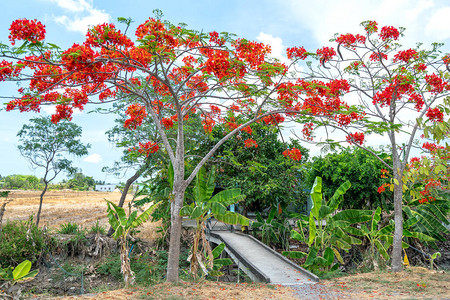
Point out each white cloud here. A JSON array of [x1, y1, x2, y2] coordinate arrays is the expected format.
[[256, 32, 289, 64], [425, 6, 450, 40], [47, 0, 90, 12], [47, 0, 110, 34], [283, 0, 447, 47], [83, 153, 102, 163]]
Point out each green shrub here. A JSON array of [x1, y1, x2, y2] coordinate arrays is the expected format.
[[88, 221, 106, 235], [96, 254, 122, 280], [0, 219, 49, 267], [57, 222, 81, 234], [96, 249, 191, 285]]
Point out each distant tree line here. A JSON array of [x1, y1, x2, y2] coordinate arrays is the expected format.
[[0, 173, 103, 191]]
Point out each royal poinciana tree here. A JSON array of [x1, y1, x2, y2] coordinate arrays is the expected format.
[[284, 21, 449, 271], [1, 16, 364, 281]]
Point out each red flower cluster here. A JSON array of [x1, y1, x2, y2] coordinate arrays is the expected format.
[[377, 183, 391, 194], [0, 60, 22, 81], [233, 39, 271, 69], [209, 31, 226, 46], [135, 18, 179, 53], [443, 54, 450, 65], [410, 157, 420, 163], [422, 142, 444, 152], [302, 122, 314, 140], [283, 148, 302, 161], [202, 118, 215, 133], [263, 114, 285, 125], [241, 126, 252, 135], [244, 138, 258, 148], [51, 105, 73, 123], [414, 63, 427, 72], [425, 73, 447, 93], [373, 75, 415, 108], [407, 93, 424, 111], [426, 107, 444, 123], [124, 104, 147, 130], [316, 47, 336, 64], [161, 117, 174, 129], [336, 33, 366, 47], [363, 21, 378, 34], [393, 49, 418, 63], [346, 132, 365, 145], [286, 46, 308, 60], [230, 104, 240, 111], [86, 23, 133, 48], [379, 26, 400, 41], [418, 179, 441, 203], [369, 51, 388, 61], [345, 61, 365, 71], [61, 43, 97, 73], [380, 168, 390, 178], [9, 19, 46, 45], [203, 49, 231, 80], [129, 141, 159, 157], [336, 111, 365, 126]]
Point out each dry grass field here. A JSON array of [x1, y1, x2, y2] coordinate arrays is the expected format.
[[2, 189, 161, 243]]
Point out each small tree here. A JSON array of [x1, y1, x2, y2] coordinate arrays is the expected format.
[[17, 116, 89, 226], [287, 21, 449, 271]]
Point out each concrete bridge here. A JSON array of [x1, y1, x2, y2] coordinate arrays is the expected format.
[[183, 218, 319, 285]]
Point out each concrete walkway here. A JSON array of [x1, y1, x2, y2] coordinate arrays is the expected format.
[[207, 231, 318, 285]]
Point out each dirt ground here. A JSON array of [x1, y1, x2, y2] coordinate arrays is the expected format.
[[50, 267, 449, 300], [2, 189, 161, 242], [3, 190, 450, 299], [322, 266, 450, 299], [51, 267, 450, 300]]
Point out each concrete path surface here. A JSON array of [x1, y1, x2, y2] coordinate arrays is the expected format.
[[207, 231, 318, 285]]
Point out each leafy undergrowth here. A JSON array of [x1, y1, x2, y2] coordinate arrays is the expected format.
[[321, 266, 450, 299]]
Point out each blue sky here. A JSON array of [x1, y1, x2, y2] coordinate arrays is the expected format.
[[1, 0, 449, 183]]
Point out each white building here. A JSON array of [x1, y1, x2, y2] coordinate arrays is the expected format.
[[95, 184, 116, 192]]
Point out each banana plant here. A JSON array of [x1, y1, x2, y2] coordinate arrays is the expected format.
[[180, 166, 249, 277], [403, 198, 449, 248], [106, 200, 160, 286], [251, 206, 291, 250], [0, 260, 38, 299], [283, 177, 372, 274], [346, 206, 436, 269], [206, 243, 233, 277]]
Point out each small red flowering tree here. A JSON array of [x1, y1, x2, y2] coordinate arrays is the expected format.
[[1, 15, 359, 281], [285, 21, 449, 271]]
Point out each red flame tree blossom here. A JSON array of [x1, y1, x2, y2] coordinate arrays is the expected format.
[[0, 16, 358, 281]]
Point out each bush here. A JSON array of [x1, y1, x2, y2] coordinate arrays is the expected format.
[[57, 222, 82, 234], [0, 218, 50, 267], [96, 249, 191, 284], [88, 221, 106, 235]]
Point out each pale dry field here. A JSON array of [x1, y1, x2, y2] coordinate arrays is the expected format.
[[2, 190, 161, 242]]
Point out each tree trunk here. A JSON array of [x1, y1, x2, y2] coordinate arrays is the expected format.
[[35, 182, 48, 227], [391, 176, 404, 272], [107, 168, 143, 237], [120, 236, 135, 287], [166, 187, 185, 282]]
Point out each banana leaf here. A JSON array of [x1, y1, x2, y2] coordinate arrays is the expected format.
[[282, 251, 308, 259], [327, 180, 351, 211], [310, 177, 322, 219], [332, 209, 372, 224]]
